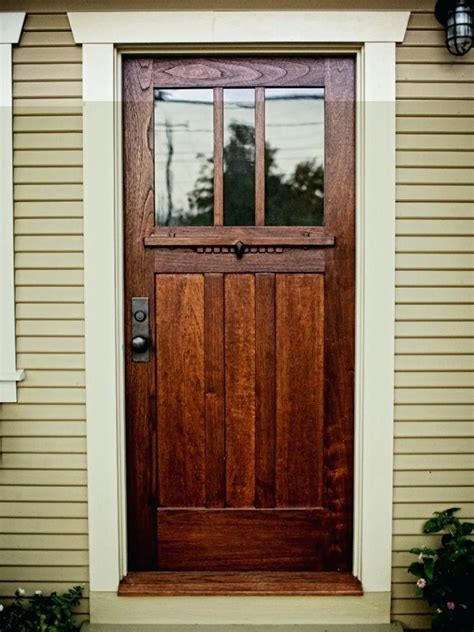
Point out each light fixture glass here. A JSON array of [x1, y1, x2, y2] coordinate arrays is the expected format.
[[436, 0, 473, 56], [447, 0, 473, 54]]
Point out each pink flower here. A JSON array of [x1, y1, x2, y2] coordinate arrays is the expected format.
[[416, 578, 427, 589], [447, 602, 455, 610]]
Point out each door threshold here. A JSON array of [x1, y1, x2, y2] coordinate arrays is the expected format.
[[83, 626, 402, 631], [118, 571, 362, 596]]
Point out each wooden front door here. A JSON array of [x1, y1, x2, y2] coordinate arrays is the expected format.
[[123, 57, 355, 583]]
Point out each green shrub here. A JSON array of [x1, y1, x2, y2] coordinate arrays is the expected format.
[[408, 507, 474, 632], [0, 585, 83, 632]]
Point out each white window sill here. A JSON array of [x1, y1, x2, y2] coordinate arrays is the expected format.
[[0, 371, 25, 403]]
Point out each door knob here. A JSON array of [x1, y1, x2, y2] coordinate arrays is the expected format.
[[132, 335, 149, 354]]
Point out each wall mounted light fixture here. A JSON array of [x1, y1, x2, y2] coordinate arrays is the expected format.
[[435, 0, 473, 55]]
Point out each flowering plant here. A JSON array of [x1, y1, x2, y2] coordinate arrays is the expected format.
[[0, 585, 83, 631], [408, 507, 474, 632]]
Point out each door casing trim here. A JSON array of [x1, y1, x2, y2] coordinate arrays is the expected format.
[[70, 9, 409, 623]]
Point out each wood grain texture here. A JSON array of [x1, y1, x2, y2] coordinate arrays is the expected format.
[[255, 87, 265, 226], [153, 249, 326, 274], [225, 274, 256, 507], [255, 274, 276, 508], [204, 274, 226, 507], [213, 88, 224, 225], [275, 274, 324, 507], [145, 226, 335, 247], [323, 58, 356, 570], [119, 570, 362, 596], [123, 58, 157, 570], [156, 274, 206, 507], [153, 57, 325, 88], [156, 509, 328, 571]]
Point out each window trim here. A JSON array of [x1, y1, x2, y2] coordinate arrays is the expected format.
[[0, 12, 25, 403], [69, 10, 409, 625]]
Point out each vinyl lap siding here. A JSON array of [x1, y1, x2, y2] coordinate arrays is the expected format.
[[0, 5, 472, 631], [0, 13, 88, 621], [393, 10, 474, 630]]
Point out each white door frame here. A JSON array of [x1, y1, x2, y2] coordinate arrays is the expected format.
[[69, 10, 409, 625]]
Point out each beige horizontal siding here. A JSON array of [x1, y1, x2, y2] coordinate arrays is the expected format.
[[0, 12, 87, 622], [0, 6, 472, 631], [393, 10, 474, 630]]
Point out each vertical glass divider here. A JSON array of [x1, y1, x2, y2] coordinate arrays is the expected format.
[[213, 87, 224, 226], [255, 87, 266, 226]]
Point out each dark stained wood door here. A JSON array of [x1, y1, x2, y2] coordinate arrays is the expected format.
[[123, 57, 355, 579]]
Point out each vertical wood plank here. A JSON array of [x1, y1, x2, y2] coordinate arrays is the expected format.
[[323, 57, 356, 570], [275, 274, 324, 507], [123, 58, 157, 570], [204, 273, 226, 507], [213, 87, 224, 226], [156, 274, 206, 507], [225, 274, 256, 507], [255, 273, 276, 507], [255, 87, 265, 226]]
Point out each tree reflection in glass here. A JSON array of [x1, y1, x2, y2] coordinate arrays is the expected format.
[[265, 88, 324, 226], [155, 87, 324, 227], [154, 88, 214, 226], [223, 89, 255, 226]]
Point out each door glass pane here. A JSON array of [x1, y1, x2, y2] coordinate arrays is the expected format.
[[265, 88, 324, 226], [223, 88, 255, 226], [154, 88, 214, 226]]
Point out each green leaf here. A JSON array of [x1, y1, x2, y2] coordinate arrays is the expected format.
[[422, 547, 437, 556], [443, 507, 461, 516], [460, 522, 474, 535], [424, 557, 434, 579], [408, 562, 425, 576], [424, 518, 442, 533]]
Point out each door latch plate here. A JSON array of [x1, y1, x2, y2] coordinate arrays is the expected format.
[[132, 297, 149, 362]]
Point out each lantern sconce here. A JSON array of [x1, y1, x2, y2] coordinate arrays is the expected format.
[[435, 0, 473, 55]]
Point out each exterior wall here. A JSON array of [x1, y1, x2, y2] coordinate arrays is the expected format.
[[0, 3, 472, 630], [393, 10, 474, 629], [0, 12, 88, 624]]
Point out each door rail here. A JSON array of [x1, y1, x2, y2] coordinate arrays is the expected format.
[[144, 227, 335, 248]]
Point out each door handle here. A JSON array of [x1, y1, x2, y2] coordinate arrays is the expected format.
[[132, 297, 149, 362], [132, 336, 149, 354]]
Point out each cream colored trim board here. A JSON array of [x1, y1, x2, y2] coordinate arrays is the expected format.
[[0, 12, 25, 43], [355, 42, 396, 593], [75, 9, 408, 624], [82, 43, 121, 590], [90, 592, 391, 626], [69, 11, 410, 44], [0, 13, 26, 403]]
